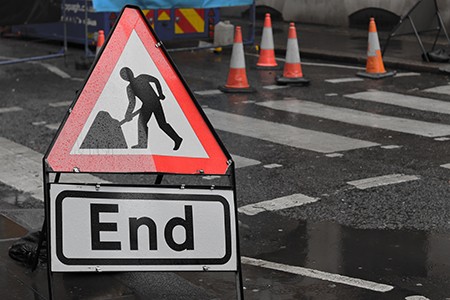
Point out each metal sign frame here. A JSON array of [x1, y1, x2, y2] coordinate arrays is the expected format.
[[382, 0, 450, 62], [36, 5, 244, 299], [0, 0, 67, 66], [40, 162, 244, 299]]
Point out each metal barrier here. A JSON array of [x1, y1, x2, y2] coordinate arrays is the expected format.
[[0, 0, 67, 66]]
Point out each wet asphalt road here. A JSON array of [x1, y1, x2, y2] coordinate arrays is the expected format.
[[0, 37, 450, 299]]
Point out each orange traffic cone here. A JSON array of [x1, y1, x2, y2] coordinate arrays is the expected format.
[[276, 23, 309, 85], [256, 13, 278, 69], [96, 30, 105, 56], [219, 26, 255, 93], [357, 18, 395, 79]]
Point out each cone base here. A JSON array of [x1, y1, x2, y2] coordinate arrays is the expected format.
[[276, 75, 310, 85], [219, 85, 256, 93], [356, 70, 396, 79]]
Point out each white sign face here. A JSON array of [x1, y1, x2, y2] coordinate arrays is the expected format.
[[50, 184, 237, 272], [70, 30, 208, 158]]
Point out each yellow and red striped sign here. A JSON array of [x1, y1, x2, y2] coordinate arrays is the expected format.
[[158, 9, 171, 21], [175, 9, 205, 34]]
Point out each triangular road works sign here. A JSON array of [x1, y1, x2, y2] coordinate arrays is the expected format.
[[45, 6, 231, 175]]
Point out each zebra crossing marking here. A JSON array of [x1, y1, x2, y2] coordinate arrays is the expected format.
[[49, 101, 72, 107], [395, 72, 421, 77], [325, 77, 363, 84], [257, 99, 450, 137], [347, 174, 420, 190], [238, 193, 319, 216], [263, 85, 289, 90], [241, 257, 394, 292], [441, 163, 450, 169], [263, 163, 283, 169], [194, 89, 222, 96], [0, 106, 22, 113], [45, 123, 60, 130], [381, 145, 402, 149], [0, 137, 107, 201], [232, 154, 261, 169], [423, 84, 450, 95], [204, 108, 379, 153], [37, 62, 71, 79], [345, 90, 450, 115]]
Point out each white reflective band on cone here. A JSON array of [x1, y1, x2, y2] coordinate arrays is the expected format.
[[367, 32, 380, 56], [230, 42, 246, 69], [286, 38, 300, 64], [260, 27, 274, 50]]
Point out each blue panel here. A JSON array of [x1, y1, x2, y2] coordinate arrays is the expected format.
[[92, 0, 253, 12]]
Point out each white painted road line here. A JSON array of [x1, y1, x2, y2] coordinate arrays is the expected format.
[[423, 84, 450, 95], [194, 89, 222, 96], [241, 257, 394, 292], [345, 91, 450, 115], [441, 163, 450, 169], [0, 57, 72, 80], [263, 85, 289, 90], [36, 62, 71, 79], [0, 106, 23, 113], [45, 123, 60, 130], [204, 108, 379, 153], [347, 174, 420, 190], [325, 77, 363, 84], [395, 72, 421, 77], [232, 154, 261, 169], [49, 101, 72, 108], [263, 163, 282, 168], [0, 137, 108, 201], [238, 193, 319, 216], [405, 296, 430, 300], [257, 99, 450, 137]]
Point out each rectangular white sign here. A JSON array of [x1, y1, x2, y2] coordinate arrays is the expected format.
[[50, 184, 237, 272]]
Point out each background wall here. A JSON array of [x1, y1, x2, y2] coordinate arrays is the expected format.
[[256, 0, 450, 29]]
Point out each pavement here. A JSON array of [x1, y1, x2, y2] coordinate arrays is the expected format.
[[1, 17, 450, 299]]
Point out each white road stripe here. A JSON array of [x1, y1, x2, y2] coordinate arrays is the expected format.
[[0, 106, 22, 113], [263, 85, 289, 90], [45, 123, 60, 130], [423, 84, 450, 95], [49, 101, 72, 107], [325, 77, 363, 84], [232, 154, 261, 168], [0, 55, 71, 79], [257, 99, 450, 137], [35, 62, 71, 79], [263, 163, 282, 168], [194, 89, 223, 96], [347, 174, 420, 190], [241, 257, 394, 292], [405, 296, 430, 300], [395, 72, 420, 77], [0, 137, 108, 201], [238, 193, 319, 216], [204, 108, 379, 153], [441, 163, 450, 169], [345, 90, 450, 115]]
